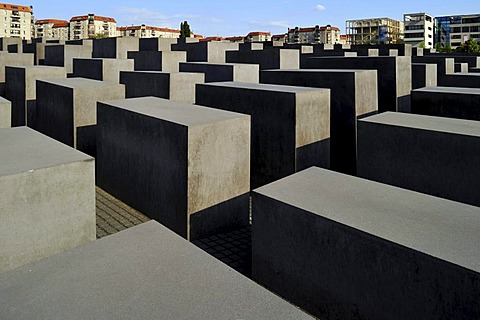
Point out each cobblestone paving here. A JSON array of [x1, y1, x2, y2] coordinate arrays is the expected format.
[[96, 187, 252, 277]]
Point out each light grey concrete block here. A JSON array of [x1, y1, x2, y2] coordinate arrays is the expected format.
[[139, 37, 177, 51], [0, 37, 22, 51], [97, 97, 250, 240], [253, 167, 480, 320], [0, 221, 313, 319], [0, 52, 34, 82], [412, 56, 455, 85], [411, 63, 437, 90], [120, 71, 204, 104], [127, 51, 186, 73], [227, 47, 299, 69], [0, 96, 11, 128], [180, 62, 259, 83], [172, 41, 239, 63], [72, 58, 134, 84], [0, 126, 95, 274], [44, 44, 92, 74], [92, 37, 139, 59], [5, 65, 66, 127], [196, 81, 330, 188]]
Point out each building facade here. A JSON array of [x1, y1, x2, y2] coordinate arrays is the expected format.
[[0, 2, 33, 40], [116, 25, 180, 38], [346, 17, 403, 44], [35, 19, 69, 39], [435, 14, 480, 49], [245, 31, 271, 42], [287, 25, 340, 44], [69, 14, 116, 40], [403, 13, 434, 48]]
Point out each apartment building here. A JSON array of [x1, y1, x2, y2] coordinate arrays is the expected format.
[[435, 14, 480, 49], [272, 34, 286, 43], [245, 31, 271, 42], [287, 25, 341, 44], [35, 19, 69, 39], [69, 14, 116, 40], [117, 25, 180, 38], [346, 17, 403, 45], [403, 13, 434, 48], [0, 2, 33, 40]]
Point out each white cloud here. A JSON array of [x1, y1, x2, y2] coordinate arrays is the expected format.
[[316, 4, 326, 11], [250, 20, 290, 28]]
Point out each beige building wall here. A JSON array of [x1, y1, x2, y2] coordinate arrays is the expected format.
[[287, 25, 340, 44], [70, 14, 116, 40], [0, 3, 33, 40], [117, 25, 180, 38]]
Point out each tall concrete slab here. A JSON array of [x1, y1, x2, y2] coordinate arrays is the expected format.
[[0, 96, 11, 128], [97, 97, 250, 240], [412, 56, 455, 85], [0, 37, 22, 51], [261, 69, 377, 175], [36, 78, 125, 156], [253, 167, 480, 320], [5, 65, 66, 127], [0, 127, 95, 274], [44, 44, 92, 74], [226, 47, 299, 70], [120, 71, 204, 104], [0, 52, 34, 83], [127, 51, 186, 72], [302, 56, 411, 112], [72, 58, 134, 84], [411, 63, 437, 90], [411, 86, 480, 121], [357, 112, 480, 207], [179, 62, 259, 83], [139, 37, 177, 51], [92, 37, 139, 59], [172, 41, 239, 63], [0, 221, 313, 319], [196, 82, 330, 188]]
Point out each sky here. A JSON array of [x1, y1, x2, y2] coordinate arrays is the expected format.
[[28, 0, 480, 37]]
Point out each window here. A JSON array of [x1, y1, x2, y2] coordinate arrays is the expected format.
[[451, 27, 461, 33], [451, 35, 462, 39], [463, 26, 470, 32]]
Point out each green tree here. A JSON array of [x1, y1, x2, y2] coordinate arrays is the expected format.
[[180, 21, 191, 38], [435, 43, 452, 53], [457, 38, 480, 53]]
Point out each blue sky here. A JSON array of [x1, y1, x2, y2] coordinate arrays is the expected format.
[[29, 1, 480, 37]]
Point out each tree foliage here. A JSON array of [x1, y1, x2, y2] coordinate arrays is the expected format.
[[435, 43, 452, 53], [455, 38, 480, 53], [180, 21, 191, 38]]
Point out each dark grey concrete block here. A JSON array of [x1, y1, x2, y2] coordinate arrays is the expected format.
[[172, 41, 239, 63], [72, 58, 134, 84], [455, 62, 468, 73], [252, 167, 480, 320], [0, 221, 313, 319], [0, 52, 34, 83], [226, 47, 299, 70], [127, 51, 186, 72], [139, 37, 177, 51], [439, 72, 480, 88], [196, 82, 330, 188], [120, 71, 204, 104], [357, 112, 480, 207], [44, 44, 92, 74], [96, 97, 250, 240], [411, 86, 480, 121], [0, 37, 22, 51], [260, 69, 377, 175], [301, 56, 411, 112], [92, 37, 139, 59], [411, 63, 437, 90], [179, 62, 259, 83], [412, 56, 455, 85]]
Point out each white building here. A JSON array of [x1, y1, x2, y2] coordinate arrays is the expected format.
[[117, 25, 180, 38], [245, 31, 271, 42], [403, 13, 434, 48], [287, 25, 340, 44], [0, 2, 33, 40], [69, 14, 116, 40], [35, 19, 69, 40]]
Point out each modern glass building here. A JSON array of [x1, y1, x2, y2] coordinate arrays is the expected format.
[[435, 14, 480, 49]]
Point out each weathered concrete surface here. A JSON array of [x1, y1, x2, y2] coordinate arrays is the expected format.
[[92, 37, 139, 59], [97, 97, 250, 240], [172, 41, 239, 63], [5, 66, 66, 127], [0, 96, 11, 128], [180, 62, 259, 83], [0, 127, 95, 274], [44, 44, 92, 74], [227, 47, 300, 69], [411, 63, 437, 90], [0, 52, 34, 82], [0, 221, 314, 319], [455, 62, 468, 73], [36, 78, 125, 151], [0, 37, 22, 51], [302, 56, 411, 112], [139, 37, 177, 51], [72, 58, 134, 84], [196, 81, 330, 188], [253, 167, 480, 320], [412, 56, 455, 85], [261, 69, 378, 175], [127, 51, 186, 73], [120, 71, 204, 104], [411, 86, 480, 121]]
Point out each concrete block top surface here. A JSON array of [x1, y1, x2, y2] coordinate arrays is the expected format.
[[181, 61, 257, 67], [0, 127, 93, 177], [254, 167, 480, 273], [413, 86, 480, 95], [102, 96, 249, 126], [0, 96, 9, 103], [0, 221, 313, 319], [265, 68, 375, 74], [201, 81, 330, 94], [361, 111, 480, 137], [40, 77, 121, 88], [8, 65, 65, 71]]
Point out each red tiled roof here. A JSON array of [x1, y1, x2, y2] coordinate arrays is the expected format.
[[117, 25, 180, 33], [247, 31, 271, 37], [288, 25, 340, 33], [225, 36, 244, 41], [200, 36, 224, 42], [194, 34, 203, 39], [35, 19, 68, 25], [0, 3, 31, 13], [70, 15, 116, 23]]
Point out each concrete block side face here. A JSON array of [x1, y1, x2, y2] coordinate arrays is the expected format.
[[161, 51, 187, 73], [44, 45, 65, 67], [26, 67, 67, 100], [116, 37, 139, 59], [179, 63, 234, 82], [0, 161, 96, 274], [395, 57, 412, 112], [280, 50, 300, 69], [295, 89, 330, 148], [410, 91, 480, 121], [252, 192, 480, 320], [354, 71, 378, 117], [72, 59, 103, 81], [5, 67, 26, 127], [207, 42, 239, 63], [97, 104, 189, 238], [0, 98, 11, 128], [92, 38, 116, 59], [357, 121, 480, 207], [0, 52, 34, 82], [36, 81, 74, 146], [64, 46, 92, 74], [102, 59, 134, 83], [232, 64, 259, 83], [120, 72, 170, 99], [187, 116, 250, 216], [169, 73, 204, 104]]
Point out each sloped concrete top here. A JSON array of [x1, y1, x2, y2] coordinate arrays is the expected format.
[[254, 167, 480, 273], [360, 112, 480, 137], [100, 96, 249, 126], [414, 86, 480, 94], [39, 77, 121, 88], [0, 127, 93, 177], [0, 221, 313, 319], [200, 81, 330, 93]]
